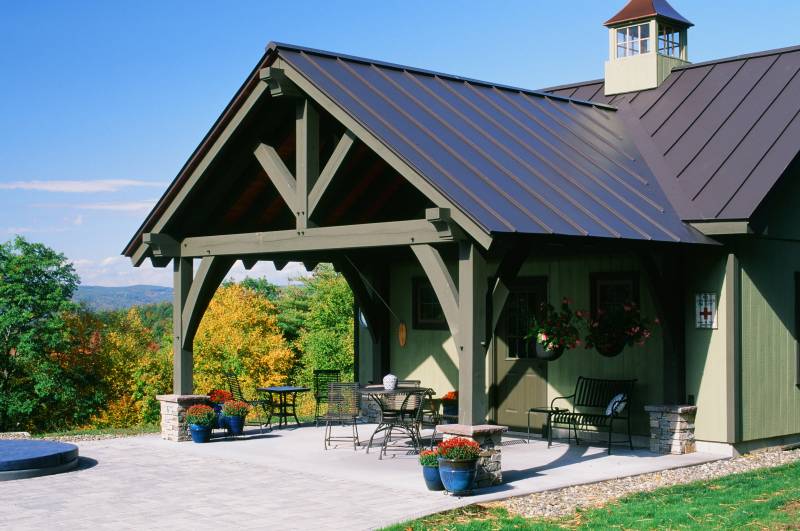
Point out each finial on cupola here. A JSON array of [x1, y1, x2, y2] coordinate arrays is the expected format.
[[603, 0, 693, 96]]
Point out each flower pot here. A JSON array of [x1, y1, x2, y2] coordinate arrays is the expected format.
[[189, 424, 211, 443], [211, 404, 225, 429], [534, 342, 565, 362], [442, 401, 458, 417], [595, 339, 626, 358], [438, 458, 477, 495], [225, 415, 245, 436], [422, 465, 444, 491]]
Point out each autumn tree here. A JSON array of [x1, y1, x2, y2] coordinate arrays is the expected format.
[[193, 284, 295, 399]]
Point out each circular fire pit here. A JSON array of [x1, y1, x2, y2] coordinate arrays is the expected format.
[[0, 440, 79, 481]]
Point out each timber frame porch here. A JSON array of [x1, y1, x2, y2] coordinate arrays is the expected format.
[[124, 43, 714, 426]]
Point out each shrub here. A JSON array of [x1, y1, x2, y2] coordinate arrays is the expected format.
[[437, 437, 481, 461], [222, 400, 250, 418], [186, 405, 215, 427], [208, 389, 233, 404], [419, 450, 439, 467]]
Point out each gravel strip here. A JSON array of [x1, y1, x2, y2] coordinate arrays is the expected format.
[[40, 432, 159, 442], [500, 448, 800, 519]]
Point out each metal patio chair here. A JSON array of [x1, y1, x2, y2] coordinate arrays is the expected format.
[[313, 369, 340, 427], [224, 372, 272, 433], [379, 388, 427, 459], [323, 382, 361, 450]]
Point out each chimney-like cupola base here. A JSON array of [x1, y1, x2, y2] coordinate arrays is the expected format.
[[603, 0, 692, 96]]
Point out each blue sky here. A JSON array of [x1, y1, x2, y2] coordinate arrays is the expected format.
[[2, 0, 799, 286]]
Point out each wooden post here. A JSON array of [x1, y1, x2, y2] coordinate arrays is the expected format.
[[173, 257, 193, 395], [296, 99, 319, 231], [457, 241, 487, 425]]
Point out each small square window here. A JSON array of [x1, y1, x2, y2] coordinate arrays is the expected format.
[[412, 278, 448, 330], [615, 23, 652, 59], [590, 272, 640, 317]]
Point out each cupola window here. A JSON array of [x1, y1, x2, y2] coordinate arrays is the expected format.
[[658, 24, 683, 58], [616, 23, 651, 58]]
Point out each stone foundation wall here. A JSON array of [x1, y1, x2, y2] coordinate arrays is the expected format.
[[439, 424, 507, 489], [156, 394, 210, 442], [645, 405, 697, 454]]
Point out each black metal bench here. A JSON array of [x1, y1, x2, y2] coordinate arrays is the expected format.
[[549, 376, 636, 455]]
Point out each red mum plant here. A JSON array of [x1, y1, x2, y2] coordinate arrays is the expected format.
[[208, 389, 233, 404], [441, 391, 458, 402], [186, 404, 215, 427], [437, 437, 482, 461], [222, 400, 251, 418], [418, 450, 439, 467]]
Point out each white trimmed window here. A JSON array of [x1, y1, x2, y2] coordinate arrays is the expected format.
[[616, 23, 651, 58]]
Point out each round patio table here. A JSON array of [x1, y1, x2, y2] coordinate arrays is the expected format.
[[359, 386, 423, 457], [257, 386, 310, 428]]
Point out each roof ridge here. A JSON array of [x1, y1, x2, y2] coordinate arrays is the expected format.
[[267, 41, 616, 110]]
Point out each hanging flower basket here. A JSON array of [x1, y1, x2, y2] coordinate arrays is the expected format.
[[526, 298, 583, 362], [584, 303, 657, 358]]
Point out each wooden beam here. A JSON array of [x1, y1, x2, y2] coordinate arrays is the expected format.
[[143, 233, 179, 257], [490, 245, 530, 332], [259, 67, 301, 98], [181, 256, 235, 350], [242, 258, 258, 270], [296, 99, 319, 230], [173, 258, 193, 394], [273, 260, 288, 271], [690, 221, 752, 236], [254, 143, 296, 213], [308, 130, 356, 217], [150, 257, 172, 268], [411, 244, 460, 341], [457, 240, 487, 425], [302, 261, 319, 271], [159, 219, 452, 257]]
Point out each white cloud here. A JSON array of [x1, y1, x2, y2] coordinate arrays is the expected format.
[[4, 226, 69, 235], [76, 200, 157, 212], [72, 215, 83, 226], [0, 179, 165, 193]]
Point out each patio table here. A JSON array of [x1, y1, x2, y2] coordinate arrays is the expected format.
[[257, 386, 310, 428], [359, 386, 422, 456]]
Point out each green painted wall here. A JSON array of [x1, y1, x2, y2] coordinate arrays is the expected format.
[[738, 238, 800, 441], [383, 252, 669, 435], [683, 251, 731, 443]]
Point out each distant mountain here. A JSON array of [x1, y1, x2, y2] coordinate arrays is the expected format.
[[75, 285, 173, 311]]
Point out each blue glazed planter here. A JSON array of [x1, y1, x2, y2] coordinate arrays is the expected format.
[[442, 402, 458, 417], [189, 424, 211, 443], [212, 404, 224, 429], [438, 458, 477, 495], [225, 415, 245, 436], [422, 465, 444, 491]]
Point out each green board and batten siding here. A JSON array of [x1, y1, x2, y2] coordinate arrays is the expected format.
[[385, 252, 666, 436]]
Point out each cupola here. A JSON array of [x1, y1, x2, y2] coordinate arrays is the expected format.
[[603, 0, 692, 96]]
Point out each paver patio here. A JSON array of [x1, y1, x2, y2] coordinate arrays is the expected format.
[[2, 426, 726, 530]]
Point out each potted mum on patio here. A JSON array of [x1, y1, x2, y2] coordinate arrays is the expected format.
[[441, 391, 458, 418], [526, 298, 583, 361], [585, 302, 656, 357], [437, 437, 481, 495], [418, 450, 444, 491], [186, 404, 215, 443], [208, 389, 233, 428], [222, 400, 251, 436]]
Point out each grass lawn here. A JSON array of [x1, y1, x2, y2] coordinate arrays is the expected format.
[[33, 425, 160, 439], [386, 460, 800, 530]]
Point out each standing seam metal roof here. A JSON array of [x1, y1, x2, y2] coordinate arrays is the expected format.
[[273, 43, 706, 243], [546, 45, 800, 221]]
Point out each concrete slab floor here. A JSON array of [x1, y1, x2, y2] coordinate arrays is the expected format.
[[1, 424, 727, 530]]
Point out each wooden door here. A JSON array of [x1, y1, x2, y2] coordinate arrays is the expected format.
[[493, 277, 548, 432]]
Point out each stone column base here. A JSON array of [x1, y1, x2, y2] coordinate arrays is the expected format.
[[645, 405, 697, 454], [437, 424, 507, 488], [156, 394, 210, 442]]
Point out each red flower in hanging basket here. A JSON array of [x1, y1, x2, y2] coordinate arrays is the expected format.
[[441, 391, 458, 402]]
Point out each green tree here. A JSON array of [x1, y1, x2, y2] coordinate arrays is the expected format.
[[296, 265, 355, 385], [0, 237, 81, 431], [236, 277, 280, 301]]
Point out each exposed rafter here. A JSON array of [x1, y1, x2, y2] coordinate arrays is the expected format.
[[295, 99, 319, 230], [254, 143, 296, 212]]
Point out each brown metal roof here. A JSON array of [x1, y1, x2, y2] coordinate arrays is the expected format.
[[545, 45, 800, 221], [273, 43, 707, 243], [604, 0, 693, 28]]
